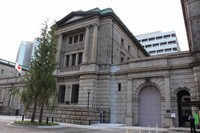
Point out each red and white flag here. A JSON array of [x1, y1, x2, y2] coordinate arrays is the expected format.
[[15, 62, 22, 73]]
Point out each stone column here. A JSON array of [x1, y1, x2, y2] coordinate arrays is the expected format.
[[56, 34, 62, 67], [69, 54, 72, 66], [82, 26, 90, 64], [91, 24, 98, 63], [75, 52, 79, 66], [63, 55, 66, 67], [126, 79, 133, 126]]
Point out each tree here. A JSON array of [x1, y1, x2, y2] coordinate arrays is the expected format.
[[22, 20, 58, 123]]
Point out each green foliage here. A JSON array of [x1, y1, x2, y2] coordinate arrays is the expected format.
[[14, 120, 59, 126], [22, 20, 58, 123]]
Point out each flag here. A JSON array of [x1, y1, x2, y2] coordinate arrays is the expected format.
[[15, 62, 22, 73]]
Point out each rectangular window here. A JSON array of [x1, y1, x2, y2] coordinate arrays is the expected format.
[[145, 45, 152, 48], [128, 45, 130, 52], [160, 42, 167, 46], [118, 83, 121, 91], [165, 48, 171, 52], [168, 41, 176, 44], [164, 35, 170, 38], [153, 43, 159, 47], [69, 36, 73, 44], [121, 38, 124, 46], [74, 35, 78, 43], [66, 55, 70, 66], [78, 52, 83, 65], [156, 36, 162, 40], [79, 34, 83, 42], [149, 51, 156, 54], [58, 85, 66, 103], [72, 54, 76, 66], [171, 34, 176, 37], [142, 39, 148, 42], [149, 38, 155, 41], [157, 50, 163, 53], [121, 57, 124, 63], [71, 84, 79, 104], [173, 48, 177, 51]]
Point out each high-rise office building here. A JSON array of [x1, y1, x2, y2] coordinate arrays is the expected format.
[[135, 31, 181, 55], [16, 41, 34, 68]]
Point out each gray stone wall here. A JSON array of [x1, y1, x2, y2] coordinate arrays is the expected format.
[[25, 107, 110, 125]]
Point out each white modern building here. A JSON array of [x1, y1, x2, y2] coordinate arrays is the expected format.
[[135, 31, 181, 55]]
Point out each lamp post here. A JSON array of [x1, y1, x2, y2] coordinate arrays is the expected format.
[[87, 90, 90, 109]]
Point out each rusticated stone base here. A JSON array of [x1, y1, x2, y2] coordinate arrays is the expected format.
[[24, 106, 110, 125]]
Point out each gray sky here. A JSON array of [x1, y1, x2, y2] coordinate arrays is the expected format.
[[0, 0, 188, 62]]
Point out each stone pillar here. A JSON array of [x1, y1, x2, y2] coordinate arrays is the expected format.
[[91, 24, 98, 63], [164, 76, 173, 127], [126, 79, 133, 126], [181, 0, 200, 62], [75, 52, 79, 66], [83, 26, 90, 64], [56, 34, 62, 67], [69, 54, 72, 66]]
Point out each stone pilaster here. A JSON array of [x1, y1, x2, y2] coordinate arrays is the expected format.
[[193, 66, 200, 100], [83, 26, 90, 64], [181, 0, 200, 62], [164, 76, 171, 111], [91, 24, 98, 63], [164, 76, 173, 127], [126, 79, 133, 126]]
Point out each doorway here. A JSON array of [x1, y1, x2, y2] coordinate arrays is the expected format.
[[177, 90, 190, 127], [139, 86, 162, 127]]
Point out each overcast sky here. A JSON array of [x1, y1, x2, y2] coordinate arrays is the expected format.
[[0, 0, 188, 62]]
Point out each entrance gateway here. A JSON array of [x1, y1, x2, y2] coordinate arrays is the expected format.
[[139, 86, 162, 127]]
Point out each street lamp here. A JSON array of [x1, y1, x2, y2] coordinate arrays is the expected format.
[[87, 90, 90, 109]]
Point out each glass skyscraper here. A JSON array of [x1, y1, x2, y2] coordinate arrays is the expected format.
[[15, 41, 34, 68]]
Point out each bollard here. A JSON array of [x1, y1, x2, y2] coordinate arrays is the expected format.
[[46, 117, 49, 124], [149, 125, 151, 133], [22, 115, 24, 121], [139, 128, 141, 133], [156, 124, 158, 133], [52, 117, 54, 123]]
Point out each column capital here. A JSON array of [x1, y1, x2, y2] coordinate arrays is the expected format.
[[92, 23, 99, 27]]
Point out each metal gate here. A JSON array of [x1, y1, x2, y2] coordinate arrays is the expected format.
[[139, 86, 162, 127]]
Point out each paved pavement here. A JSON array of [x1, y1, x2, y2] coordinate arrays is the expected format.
[[0, 115, 198, 133]]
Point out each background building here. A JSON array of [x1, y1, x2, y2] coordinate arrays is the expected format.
[[15, 41, 34, 68], [135, 31, 181, 55], [15, 39, 39, 68]]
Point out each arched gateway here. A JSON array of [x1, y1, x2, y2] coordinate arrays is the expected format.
[[139, 86, 162, 127]]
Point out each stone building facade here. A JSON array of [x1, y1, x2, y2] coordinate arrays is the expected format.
[[0, 0, 200, 128]]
